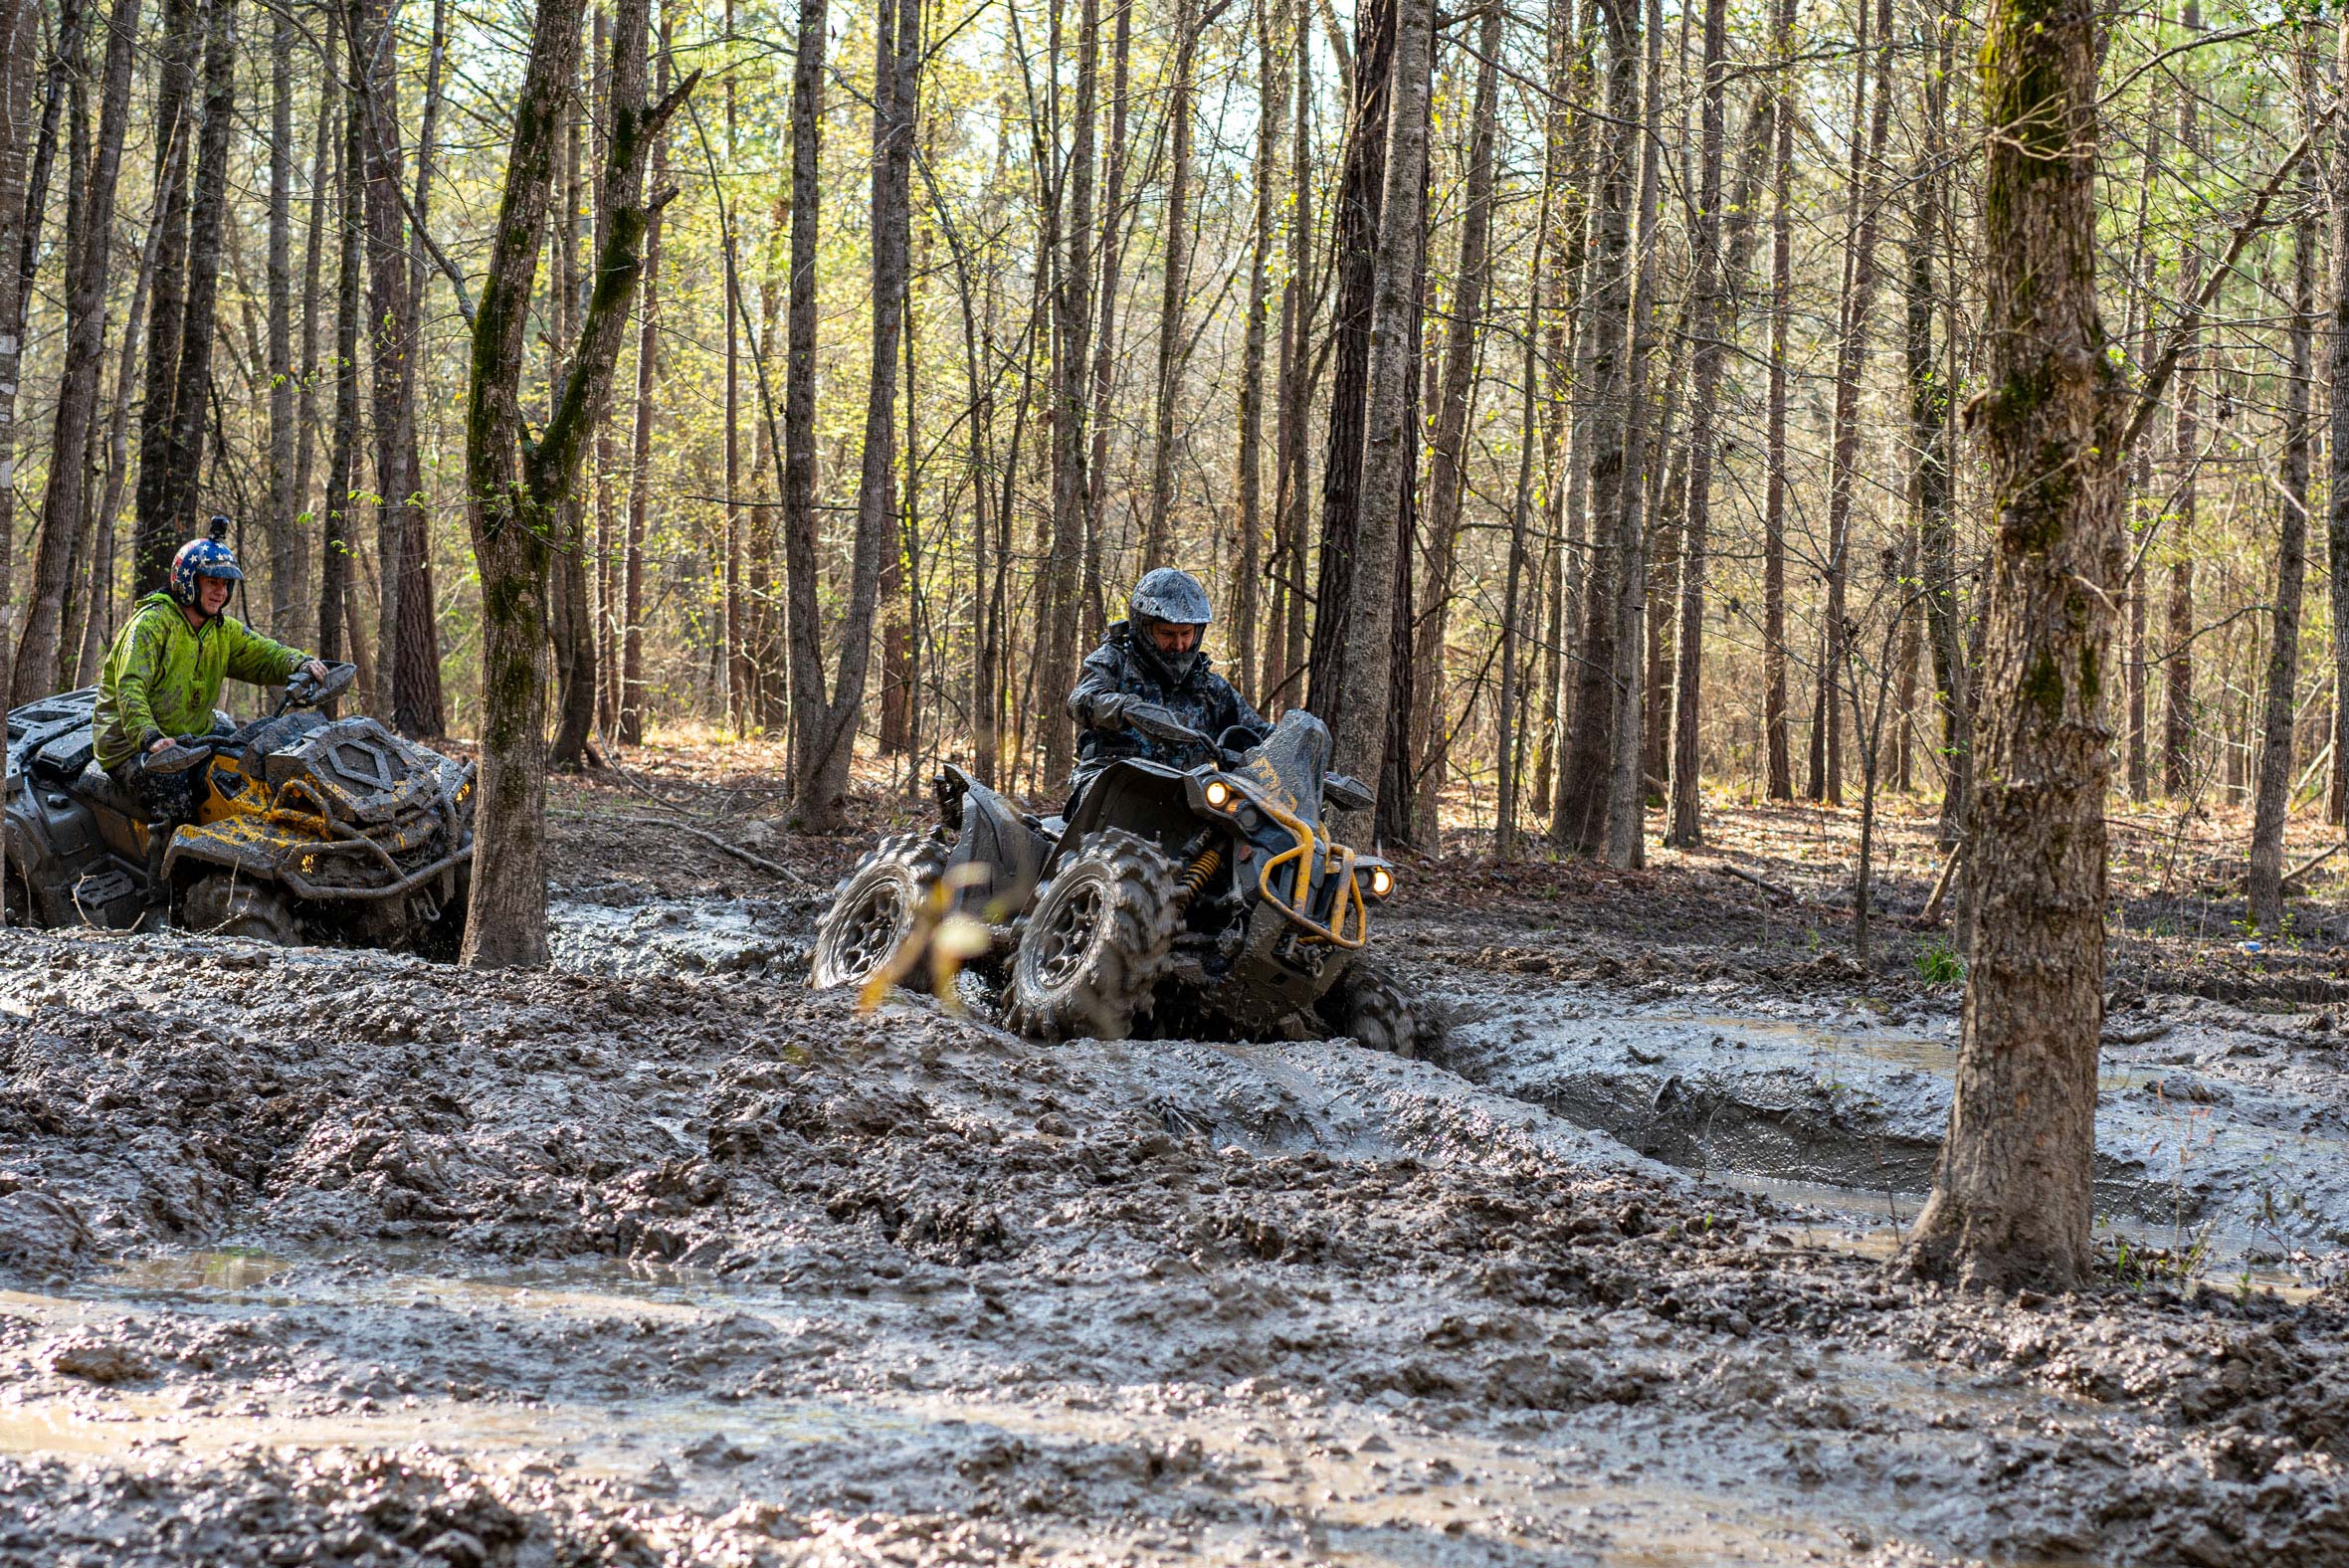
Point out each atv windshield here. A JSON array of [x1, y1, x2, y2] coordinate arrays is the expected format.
[[1235, 709, 1330, 828]]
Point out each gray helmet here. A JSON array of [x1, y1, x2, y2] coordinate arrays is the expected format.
[[1130, 567, 1212, 628]]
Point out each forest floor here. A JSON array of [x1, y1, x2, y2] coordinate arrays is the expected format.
[[3, 742, 2347, 1566]]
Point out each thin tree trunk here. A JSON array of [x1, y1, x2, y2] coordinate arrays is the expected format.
[[1906, 0, 2122, 1291], [127, 0, 195, 598], [1812, 0, 1893, 808], [1664, 0, 1729, 848], [1038, 0, 1095, 778], [0, 0, 39, 706], [793, 0, 914, 827], [463, 0, 683, 966], [1083, 0, 1131, 626], [1142, 0, 1207, 573], [2166, 0, 2202, 799], [1760, 0, 1794, 801], [291, 43, 333, 651], [782, 0, 829, 809], [620, 22, 669, 747], [1913, 19, 1965, 846], [1552, 0, 1641, 854], [1262, 0, 1308, 711], [318, 78, 362, 675], [265, 3, 296, 634], [13, 0, 137, 701], [1232, 0, 1279, 707], [2249, 47, 2318, 931], [1407, 0, 1501, 843], [2332, 16, 2349, 828], [551, 32, 601, 770], [1328, 0, 1432, 803]]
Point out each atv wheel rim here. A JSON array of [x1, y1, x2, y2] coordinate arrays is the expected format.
[[1032, 882, 1105, 990], [835, 886, 909, 980]]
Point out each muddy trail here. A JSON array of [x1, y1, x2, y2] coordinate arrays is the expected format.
[[4, 793, 2349, 1567]]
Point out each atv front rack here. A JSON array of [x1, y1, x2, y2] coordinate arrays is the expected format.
[[1252, 791, 1368, 949]]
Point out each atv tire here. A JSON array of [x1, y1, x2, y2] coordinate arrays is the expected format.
[[810, 832, 948, 992], [181, 875, 300, 946], [1318, 958, 1418, 1057], [1005, 829, 1177, 1042]]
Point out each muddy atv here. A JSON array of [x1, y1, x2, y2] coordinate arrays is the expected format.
[[812, 705, 1421, 1052], [4, 664, 476, 951]]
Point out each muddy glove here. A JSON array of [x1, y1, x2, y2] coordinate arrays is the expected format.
[[1087, 692, 1138, 729], [142, 739, 214, 776]]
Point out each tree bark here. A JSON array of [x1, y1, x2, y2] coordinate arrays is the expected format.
[[1552, 0, 1641, 855], [352, 0, 444, 735], [1406, 0, 1501, 843], [2331, 16, 2349, 828], [790, 0, 914, 827], [551, 32, 601, 770], [1906, 0, 2122, 1292], [1913, 15, 1966, 848], [2249, 46, 2318, 932], [620, 24, 669, 748], [1040, 0, 1096, 778], [1663, 0, 1729, 849], [265, 3, 296, 635], [0, 0, 40, 706], [1232, 0, 1278, 707], [462, 0, 684, 967], [128, 0, 196, 598], [1142, 0, 1208, 573], [318, 75, 363, 673], [1760, 0, 1794, 801], [1327, 0, 1432, 805], [1263, 0, 1308, 711], [13, 0, 136, 702], [2165, 0, 2202, 800], [291, 40, 333, 651]]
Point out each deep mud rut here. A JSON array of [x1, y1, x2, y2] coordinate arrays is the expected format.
[[4, 833, 2349, 1565]]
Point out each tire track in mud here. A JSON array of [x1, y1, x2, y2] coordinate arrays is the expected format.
[[3, 913, 2349, 1566]]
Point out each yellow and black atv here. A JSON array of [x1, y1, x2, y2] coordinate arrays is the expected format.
[[812, 704, 1423, 1052], [3, 664, 475, 951]]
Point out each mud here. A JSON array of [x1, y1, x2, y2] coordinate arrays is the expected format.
[[3, 838, 2349, 1565]]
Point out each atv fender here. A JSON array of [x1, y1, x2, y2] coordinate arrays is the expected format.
[[1047, 758, 1220, 878], [935, 765, 1052, 922], [161, 816, 295, 885]]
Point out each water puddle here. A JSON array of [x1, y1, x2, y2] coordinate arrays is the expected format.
[[547, 895, 804, 980]]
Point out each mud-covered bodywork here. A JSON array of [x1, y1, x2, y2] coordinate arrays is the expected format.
[[913, 708, 1397, 1037], [4, 686, 474, 947]]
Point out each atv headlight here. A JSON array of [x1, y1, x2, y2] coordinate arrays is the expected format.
[[1204, 778, 1235, 810], [1356, 862, 1395, 900]]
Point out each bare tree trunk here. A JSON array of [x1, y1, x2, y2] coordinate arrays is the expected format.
[[2249, 47, 2318, 932], [1307, 0, 1397, 721], [550, 32, 601, 770], [1037, 0, 1096, 778], [620, 22, 669, 747], [1553, 0, 1640, 856], [265, 4, 296, 635], [1912, 24, 1965, 847], [1906, 0, 2121, 1291], [352, 0, 444, 735], [1406, 0, 1501, 843], [1811, 0, 1892, 807], [1760, 0, 1794, 801], [463, 0, 684, 966], [157, 0, 235, 532], [1663, 0, 1729, 849], [318, 78, 362, 673], [1262, 0, 1308, 711], [1599, 0, 1667, 871], [1328, 0, 1432, 804], [1083, 0, 1131, 623], [0, 0, 40, 707], [792, 0, 915, 827], [13, 0, 136, 702], [127, 0, 196, 598], [291, 44, 333, 651], [1232, 0, 1278, 707], [2166, 1, 2202, 799], [1495, 203, 1546, 860], [2332, 17, 2349, 828], [1141, 0, 1206, 573]]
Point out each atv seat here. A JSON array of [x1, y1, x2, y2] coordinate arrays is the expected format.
[[72, 762, 143, 820]]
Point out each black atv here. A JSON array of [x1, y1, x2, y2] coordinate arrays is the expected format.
[[4, 665, 475, 950], [811, 705, 1421, 1052]]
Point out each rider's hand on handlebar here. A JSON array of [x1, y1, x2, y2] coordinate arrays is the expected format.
[[147, 736, 174, 756], [302, 659, 329, 685], [1090, 692, 1137, 728]]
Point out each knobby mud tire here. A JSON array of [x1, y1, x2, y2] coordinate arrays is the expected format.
[[180, 875, 301, 946], [1318, 959, 1419, 1057], [809, 832, 949, 992], [1005, 829, 1178, 1042]]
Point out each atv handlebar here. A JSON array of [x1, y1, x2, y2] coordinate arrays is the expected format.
[[1124, 702, 1251, 768], [275, 661, 358, 717]]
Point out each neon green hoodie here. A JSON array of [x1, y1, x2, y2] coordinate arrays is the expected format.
[[92, 593, 309, 770]]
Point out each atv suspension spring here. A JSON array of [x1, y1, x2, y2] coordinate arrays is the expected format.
[[1179, 847, 1223, 901]]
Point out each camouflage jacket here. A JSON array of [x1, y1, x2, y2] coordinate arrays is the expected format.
[[1066, 621, 1270, 787], [93, 593, 309, 770]]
